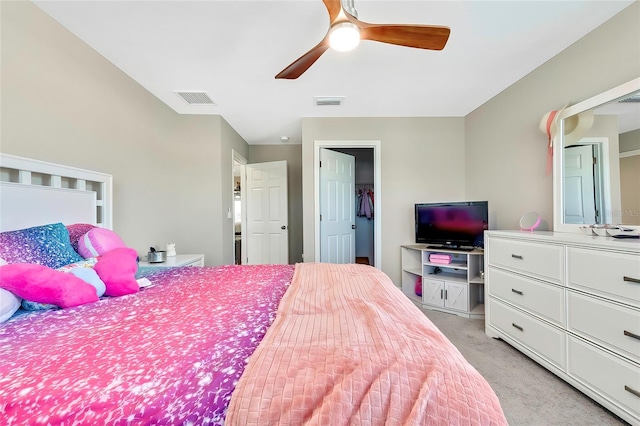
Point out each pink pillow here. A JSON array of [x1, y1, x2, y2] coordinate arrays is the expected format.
[[0, 264, 99, 308], [78, 228, 126, 258], [94, 247, 139, 297], [66, 223, 97, 253]]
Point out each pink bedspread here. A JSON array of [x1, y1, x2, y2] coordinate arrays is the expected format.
[[227, 263, 507, 425], [0, 264, 294, 425]]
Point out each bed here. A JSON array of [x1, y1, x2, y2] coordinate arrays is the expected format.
[[0, 154, 507, 425]]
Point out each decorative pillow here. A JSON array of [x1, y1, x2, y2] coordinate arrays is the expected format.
[[0, 288, 21, 322], [66, 223, 97, 253], [0, 223, 84, 269], [21, 299, 57, 312], [55, 258, 105, 297], [94, 248, 139, 297], [0, 263, 99, 308], [78, 227, 126, 258], [57, 258, 99, 272], [70, 268, 106, 297]]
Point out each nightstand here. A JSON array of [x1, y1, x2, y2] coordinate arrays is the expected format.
[[138, 254, 204, 268]]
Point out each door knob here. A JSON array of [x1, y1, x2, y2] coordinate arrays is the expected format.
[[352, 224, 357, 229], [281, 225, 287, 230]]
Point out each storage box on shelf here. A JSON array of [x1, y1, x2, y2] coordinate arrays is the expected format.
[[401, 244, 485, 319], [485, 230, 640, 425]]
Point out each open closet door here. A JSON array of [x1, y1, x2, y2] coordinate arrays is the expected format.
[[319, 148, 355, 264], [246, 160, 288, 264]]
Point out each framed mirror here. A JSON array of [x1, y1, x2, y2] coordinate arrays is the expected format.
[[554, 77, 640, 233]]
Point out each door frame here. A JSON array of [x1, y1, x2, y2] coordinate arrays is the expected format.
[[313, 140, 381, 268], [232, 150, 247, 264]]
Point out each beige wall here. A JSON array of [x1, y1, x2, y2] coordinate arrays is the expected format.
[[465, 2, 640, 232], [620, 155, 640, 226], [619, 125, 640, 225], [0, 1, 248, 265], [302, 117, 466, 284], [248, 145, 303, 264], [2, 2, 638, 281], [619, 130, 640, 225], [620, 129, 640, 152]]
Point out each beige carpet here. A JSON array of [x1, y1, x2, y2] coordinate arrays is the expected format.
[[422, 309, 629, 426]]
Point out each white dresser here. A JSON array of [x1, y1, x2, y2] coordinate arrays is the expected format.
[[485, 231, 640, 425]]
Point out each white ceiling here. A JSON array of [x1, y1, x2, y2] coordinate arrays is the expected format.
[[33, 0, 633, 145]]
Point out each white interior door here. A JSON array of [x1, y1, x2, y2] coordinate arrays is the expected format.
[[564, 145, 597, 224], [320, 149, 355, 264], [246, 160, 288, 264]]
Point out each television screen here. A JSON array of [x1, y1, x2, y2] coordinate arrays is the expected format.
[[415, 201, 488, 249]]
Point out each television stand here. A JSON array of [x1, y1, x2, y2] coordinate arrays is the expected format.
[[400, 245, 485, 319], [427, 245, 475, 252]]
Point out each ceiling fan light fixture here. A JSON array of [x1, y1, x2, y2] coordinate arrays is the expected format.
[[329, 22, 360, 52]]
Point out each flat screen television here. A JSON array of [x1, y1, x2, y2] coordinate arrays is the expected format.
[[415, 201, 489, 250]]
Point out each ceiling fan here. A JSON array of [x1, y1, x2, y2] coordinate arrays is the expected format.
[[275, 0, 450, 79]]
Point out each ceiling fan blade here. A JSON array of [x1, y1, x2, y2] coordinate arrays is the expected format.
[[275, 38, 331, 79], [358, 23, 450, 50], [322, 0, 343, 24], [275, 0, 342, 79]]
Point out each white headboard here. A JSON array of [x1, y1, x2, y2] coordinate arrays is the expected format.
[[0, 154, 112, 232]]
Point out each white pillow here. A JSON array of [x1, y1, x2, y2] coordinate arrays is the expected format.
[[1, 258, 21, 322], [0, 288, 21, 323]]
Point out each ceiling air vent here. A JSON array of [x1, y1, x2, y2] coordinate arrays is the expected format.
[[314, 96, 345, 106], [619, 93, 640, 103], [175, 91, 216, 105]]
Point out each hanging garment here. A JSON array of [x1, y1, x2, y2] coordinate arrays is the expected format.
[[367, 190, 374, 219], [357, 189, 373, 219]]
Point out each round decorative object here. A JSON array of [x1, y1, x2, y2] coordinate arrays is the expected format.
[[520, 212, 541, 232]]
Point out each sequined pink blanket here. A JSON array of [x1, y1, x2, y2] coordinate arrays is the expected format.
[[227, 263, 507, 425], [0, 264, 294, 425]]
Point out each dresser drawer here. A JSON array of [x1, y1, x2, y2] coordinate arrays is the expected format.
[[488, 298, 566, 369], [568, 247, 640, 308], [568, 291, 640, 364], [488, 268, 565, 326], [568, 336, 640, 422], [487, 237, 564, 285]]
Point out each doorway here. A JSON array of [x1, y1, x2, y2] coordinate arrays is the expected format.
[[314, 140, 381, 268], [232, 150, 289, 265], [232, 150, 247, 265]]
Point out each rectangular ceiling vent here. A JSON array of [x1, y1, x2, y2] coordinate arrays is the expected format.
[[175, 91, 216, 105], [619, 93, 640, 103], [314, 96, 345, 106]]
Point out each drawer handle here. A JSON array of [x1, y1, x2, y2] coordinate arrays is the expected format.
[[511, 254, 523, 260], [512, 323, 523, 332], [625, 385, 640, 399], [511, 289, 523, 295], [623, 276, 640, 284], [624, 330, 640, 341]]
